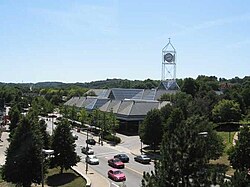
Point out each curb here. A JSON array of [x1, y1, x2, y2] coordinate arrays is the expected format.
[[71, 164, 92, 187]]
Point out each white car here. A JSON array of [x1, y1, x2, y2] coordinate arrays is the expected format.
[[81, 146, 94, 155], [86, 155, 99, 165], [72, 133, 78, 140]]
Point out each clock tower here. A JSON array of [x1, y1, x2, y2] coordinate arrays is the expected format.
[[160, 38, 179, 90]]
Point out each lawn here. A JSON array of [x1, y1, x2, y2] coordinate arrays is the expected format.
[[209, 131, 237, 176], [0, 167, 86, 187]]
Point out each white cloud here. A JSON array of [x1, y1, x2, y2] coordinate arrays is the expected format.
[[170, 13, 250, 37], [29, 2, 118, 34]]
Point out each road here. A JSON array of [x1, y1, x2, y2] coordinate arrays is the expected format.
[[45, 117, 154, 187]]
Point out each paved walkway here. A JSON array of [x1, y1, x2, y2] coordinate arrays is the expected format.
[[72, 162, 109, 187], [0, 129, 10, 166]]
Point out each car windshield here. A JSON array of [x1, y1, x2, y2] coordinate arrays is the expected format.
[[114, 158, 120, 162], [113, 170, 122, 175]]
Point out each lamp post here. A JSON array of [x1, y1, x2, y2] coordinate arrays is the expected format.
[[198, 131, 208, 137], [140, 139, 143, 154], [41, 149, 54, 187], [85, 128, 89, 174]]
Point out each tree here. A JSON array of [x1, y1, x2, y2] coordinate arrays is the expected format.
[[78, 108, 88, 127], [181, 78, 199, 97], [225, 170, 250, 186], [171, 92, 193, 119], [212, 99, 242, 123], [8, 105, 21, 132], [2, 116, 43, 187], [228, 125, 250, 171], [142, 109, 224, 186], [38, 119, 51, 149], [51, 119, 79, 173], [139, 109, 163, 152]]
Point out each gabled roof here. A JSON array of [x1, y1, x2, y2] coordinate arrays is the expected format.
[[109, 88, 143, 100], [85, 98, 110, 110], [99, 100, 122, 113], [75, 97, 87, 107], [158, 80, 180, 90], [64, 97, 81, 106]]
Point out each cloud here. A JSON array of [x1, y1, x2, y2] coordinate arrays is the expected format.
[[226, 38, 250, 49], [29, 2, 118, 34], [170, 13, 250, 37]]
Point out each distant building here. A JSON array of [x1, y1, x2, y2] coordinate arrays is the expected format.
[[64, 88, 177, 132]]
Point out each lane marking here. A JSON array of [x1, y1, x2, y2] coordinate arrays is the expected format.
[[111, 182, 119, 187], [126, 166, 143, 176], [95, 151, 117, 157]]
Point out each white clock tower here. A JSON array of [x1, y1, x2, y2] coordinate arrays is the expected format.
[[160, 38, 179, 90]]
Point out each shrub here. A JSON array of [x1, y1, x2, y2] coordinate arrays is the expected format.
[[103, 134, 121, 144]]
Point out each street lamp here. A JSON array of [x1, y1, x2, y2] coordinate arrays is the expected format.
[[86, 128, 89, 174], [140, 139, 143, 154], [41, 149, 54, 187], [48, 114, 57, 135], [198, 131, 208, 137]]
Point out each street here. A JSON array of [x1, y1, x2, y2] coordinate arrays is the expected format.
[[46, 117, 154, 187]]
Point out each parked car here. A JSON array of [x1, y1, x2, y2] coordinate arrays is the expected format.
[[86, 155, 99, 165], [72, 133, 78, 140], [134, 154, 151, 164], [114, 154, 129, 163], [86, 138, 96, 145], [108, 169, 126, 182], [108, 158, 124, 169], [81, 146, 94, 155]]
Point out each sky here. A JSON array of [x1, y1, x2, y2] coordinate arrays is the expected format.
[[0, 0, 250, 83]]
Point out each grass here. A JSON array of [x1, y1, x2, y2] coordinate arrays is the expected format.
[[46, 167, 86, 187], [209, 131, 237, 176], [0, 167, 86, 187]]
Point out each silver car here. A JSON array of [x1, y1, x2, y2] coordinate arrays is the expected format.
[[86, 155, 99, 165]]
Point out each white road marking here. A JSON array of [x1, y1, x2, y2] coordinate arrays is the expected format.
[[95, 151, 118, 157], [111, 182, 120, 187], [126, 166, 143, 176]]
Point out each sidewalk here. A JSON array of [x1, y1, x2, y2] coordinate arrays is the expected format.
[[72, 162, 109, 187], [0, 130, 10, 166]]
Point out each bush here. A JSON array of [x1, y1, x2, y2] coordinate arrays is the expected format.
[[103, 134, 121, 144]]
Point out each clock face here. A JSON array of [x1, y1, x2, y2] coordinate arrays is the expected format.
[[164, 53, 174, 62]]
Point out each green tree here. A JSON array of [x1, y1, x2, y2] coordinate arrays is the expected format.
[[171, 92, 193, 119], [2, 116, 43, 187], [51, 119, 79, 173], [181, 77, 199, 97], [142, 109, 224, 186], [8, 105, 21, 132], [139, 109, 163, 152], [38, 119, 51, 149], [212, 99, 242, 123], [226, 170, 250, 186], [228, 125, 250, 171], [78, 108, 88, 127]]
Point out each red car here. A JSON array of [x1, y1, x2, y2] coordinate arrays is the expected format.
[[108, 158, 125, 169], [108, 169, 126, 182]]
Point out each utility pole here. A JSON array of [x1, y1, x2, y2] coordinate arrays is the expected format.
[[85, 129, 89, 174]]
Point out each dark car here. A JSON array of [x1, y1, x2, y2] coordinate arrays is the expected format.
[[108, 158, 125, 169], [114, 154, 129, 163], [108, 169, 126, 182], [86, 138, 96, 145], [134, 154, 151, 164]]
